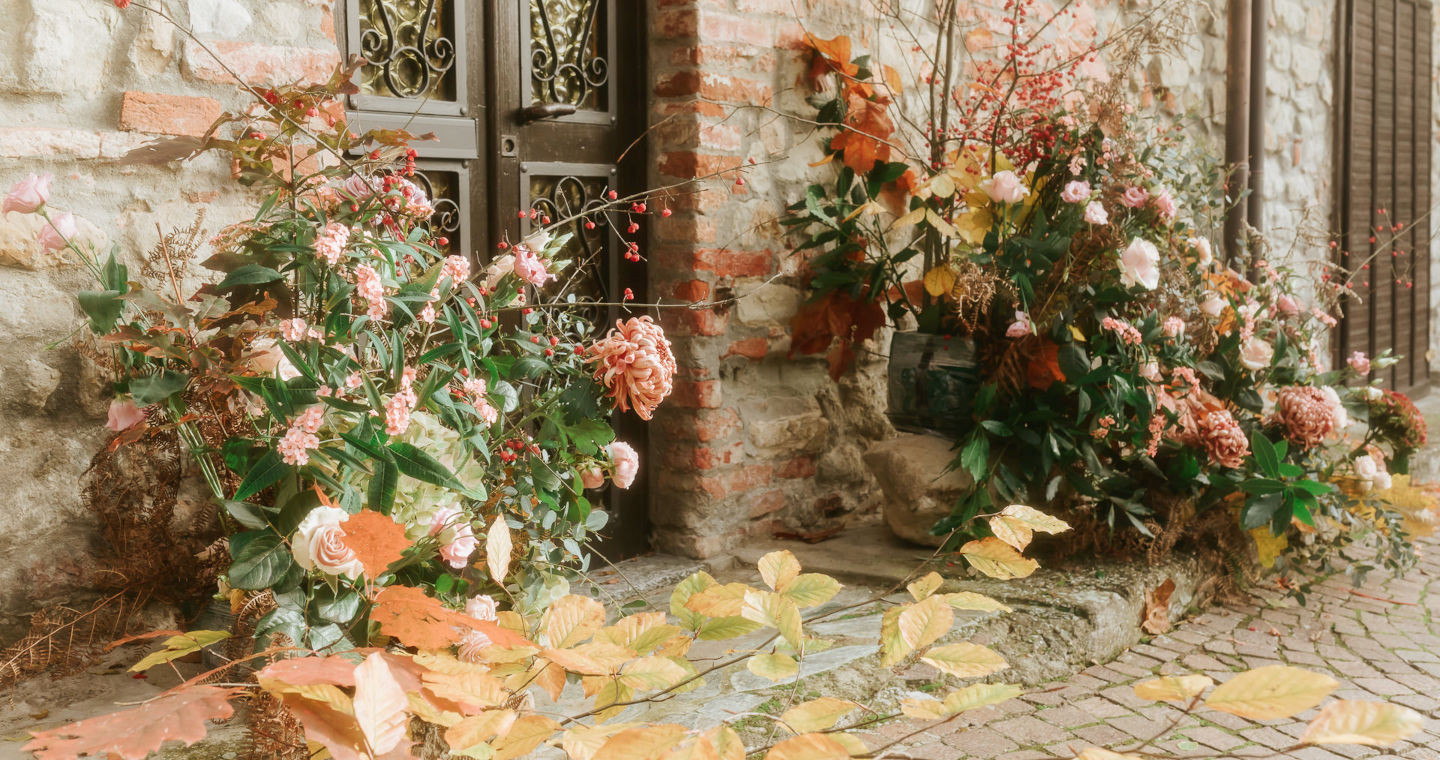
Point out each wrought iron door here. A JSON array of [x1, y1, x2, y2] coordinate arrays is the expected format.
[[344, 0, 651, 558]]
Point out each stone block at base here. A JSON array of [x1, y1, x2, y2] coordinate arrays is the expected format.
[[862, 432, 970, 546]]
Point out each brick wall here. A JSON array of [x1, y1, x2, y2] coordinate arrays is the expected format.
[[0, 0, 338, 637], [644, 0, 897, 558]]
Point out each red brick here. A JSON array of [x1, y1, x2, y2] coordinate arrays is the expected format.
[[663, 307, 729, 337], [724, 336, 769, 360], [118, 91, 224, 137], [655, 100, 729, 118], [655, 9, 699, 38], [652, 215, 717, 244], [695, 408, 742, 442], [734, 0, 794, 13], [671, 379, 722, 408], [182, 39, 340, 86], [695, 465, 773, 500], [658, 151, 745, 179], [695, 248, 773, 277], [654, 71, 702, 98], [671, 279, 711, 302], [665, 440, 745, 470], [669, 44, 776, 72], [747, 488, 787, 518], [696, 12, 773, 44], [696, 74, 772, 104], [775, 456, 816, 479]]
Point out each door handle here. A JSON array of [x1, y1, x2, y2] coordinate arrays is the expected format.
[[519, 103, 578, 122]]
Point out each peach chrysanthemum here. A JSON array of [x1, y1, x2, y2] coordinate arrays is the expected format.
[[1198, 410, 1249, 469], [586, 316, 676, 421], [1272, 386, 1338, 449]]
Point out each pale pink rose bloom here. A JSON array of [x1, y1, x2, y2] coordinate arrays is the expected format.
[[1162, 317, 1185, 338], [1200, 293, 1226, 317], [609, 441, 639, 489], [512, 245, 556, 287], [342, 174, 378, 199], [37, 211, 76, 253], [1276, 295, 1299, 315], [1322, 386, 1348, 430], [1060, 180, 1091, 204], [1120, 186, 1149, 208], [484, 254, 515, 290], [1348, 351, 1371, 374], [1191, 238, 1213, 267], [279, 318, 308, 341], [1005, 310, 1033, 338], [1118, 238, 1160, 290], [105, 398, 145, 431], [579, 466, 605, 490], [1239, 337, 1274, 371], [430, 506, 477, 570], [457, 594, 498, 662], [980, 170, 1029, 205], [465, 594, 498, 622], [292, 506, 364, 578], [1151, 187, 1177, 222], [4, 173, 51, 214], [1083, 201, 1108, 225], [1139, 362, 1163, 382], [247, 337, 301, 381], [586, 316, 676, 420]]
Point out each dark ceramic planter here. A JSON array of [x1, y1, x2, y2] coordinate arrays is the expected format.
[[885, 331, 979, 437]]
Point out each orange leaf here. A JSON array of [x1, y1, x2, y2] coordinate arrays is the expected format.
[[340, 510, 411, 578], [1026, 339, 1066, 390], [1141, 578, 1176, 635], [372, 586, 531, 651], [830, 92, 894, 174], [255, 654, 359, 687], [24, 686, 238, 760]]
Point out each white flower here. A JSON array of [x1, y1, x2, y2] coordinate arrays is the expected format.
[[1322, 386, 1348, 430], [1239, 337, 1274, 371], [1083, 200, 1109, 225], [246, 337, 301, 381], [980, 170, 1029, 205], [292, 506, 364, 579], [465, 594, 499, 622], [1200, 293, 1226, 317], [1060, 180, 1091, 204], [484, 254, 515, 290], [1119, 238, 1160, 290], [1191, 237, 1213, 267], [1005, 310, 1034, 338]]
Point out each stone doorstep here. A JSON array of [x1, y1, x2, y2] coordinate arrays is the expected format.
[[732, 523, 1225, 685]]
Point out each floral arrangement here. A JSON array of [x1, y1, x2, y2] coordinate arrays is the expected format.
[[783, 1, 1432, 565]]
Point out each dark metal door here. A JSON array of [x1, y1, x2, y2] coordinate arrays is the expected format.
[[344, 0, 651, 558]]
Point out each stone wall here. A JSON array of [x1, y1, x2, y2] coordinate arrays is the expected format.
[[0, 0, 338, 637]]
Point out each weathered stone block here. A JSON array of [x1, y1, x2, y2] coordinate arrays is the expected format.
[[862, 432, 969, 546]]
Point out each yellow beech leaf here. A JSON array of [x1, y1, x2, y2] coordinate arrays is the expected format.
[[830, 733, 866, 757], [697, 616, 763, 640], [1300, 700, 1424, 746], [764, 733, 851, 760], [941, 592, 1012, 613], [1133, 675, 1213, 704], [929, 172, 957, 198], [594, 612, 679, 655], [540, 642, 635, 676], [942, 682, 1023, 714], [898, 595, 953, 651], [921, 642, 1009, 678], [747, 653, 799, 682], [960, 537, 1039, 580], [996, 504, 1070, 534], [925, 209, 960, 239], [781, 574, 841, 608], [486, 515, 511, 585], [1251, 525, 1288, 568], [890, 206, 926, 229], [741, 590, 803, 647], [1205, 665, 1339, 720], [494, 715, 561, 760], [758, 550, 802, 592], [420, 667, 509, 713], [923, 266, 958, 298], [781, 698, 858, 733], [353, 652, 409, 755], [129, 630, 231, 673], [907, 572, 944, 601], [1069, 325, 1087, 343], [593, 724, 689, 760], [900, 697, 946, 720], [564, 724, 637, 760], [670, 572, 717, 628], [445, 710, 517, 756], [879, 606, 910, 666], [987, 516, 1034, 551], [706, 725, 746, 760], [619, 656, 688, 691], [955, 206, 993, 245], [685, 583, 753, 618], [542, 594, 605, 648], [1076, 750, 1144, 760]]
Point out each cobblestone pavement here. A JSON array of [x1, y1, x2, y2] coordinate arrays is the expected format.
[[861, 539, 1440, 760]]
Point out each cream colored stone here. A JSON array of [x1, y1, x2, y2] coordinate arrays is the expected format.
[[863, 433, 970, 547]]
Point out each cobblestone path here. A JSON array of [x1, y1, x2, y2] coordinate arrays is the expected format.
[[866, 541, 1440, 760]]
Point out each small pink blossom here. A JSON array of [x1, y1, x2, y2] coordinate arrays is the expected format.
[[1276, 295, 1299, 315], [105, 398, 145, 432], [278, 426, 321, 466], [586, 316, 676, 420], [279, 318, 308, 342], [37, 211, 76, 253], [314, 222, 350, 266], [3, 173, 51, 214], [980, 170, 1029, 205], [385, 368, 418, 435], [1162, 317, 1185, 338], [345, 371, 364, 390], [1120, 186, 1149, 208], [355, 263, 389, 321], [609, 441, 639, 490], [1348, 351, 1371, 374], [1083, 201, 1108, 225], [294, 405, 325, 434], [1101, 316, 1143, 346], [580, 466, 605, 489], [1060, 180, 1091, 204], [1151, 187, 1177, 222], [441, 254, 470, 286], [1006, 310, 1034, 338], [512, 244, 556, 287]]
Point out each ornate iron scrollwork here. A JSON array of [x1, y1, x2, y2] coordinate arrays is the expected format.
[[529, 0, 609, 108], [410, 169, 463, 244], [529, 174, 611, 323], [358, 0, 457, 101]]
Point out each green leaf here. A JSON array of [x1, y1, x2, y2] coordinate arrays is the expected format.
[[223, 500, 272, 530], [314, 586, 363, 624], [234, 450, 291, 501], [1240, 478, 1287, 496], [368, 459, 399, 512], [1250, 432, 1281, 479], [959, 434, 990, 481], [77, 290, 125, 333], [101, 247, 128, 292], [228, 531, 295, 590], [129, 370, 189, 405], [388, 442, 473, 495], [1293, 479, 1333, 496], [218, 264, 285, 289]]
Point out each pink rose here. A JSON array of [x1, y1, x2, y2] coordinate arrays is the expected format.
[[1139, 362, 1163, 382], [1120, 186, 1149, 208], [609, 441, 639, 490], [458, 594, 498, 662], [105, 398, 145, 431], [1191, 238, 1213, 267], [1005, 311, 1033, 338], [512, 245, 555, 287], [1151, 187, 1177, 221], [1239, 337, 1274, 371], [37, 211, 76, 253], [1060, 180, 1091, 204], [1348, 351, 1371, 374], [430, 506, 477, 569], [292, 506, 365, 578], [3, 173, 51, 214], [1083, 201, 1109, 225], [1200, 293, 1226, 318], [580, 466, 605, 490], [980, 170, 1029, 205], [1162, 317, 1185, 338], [465, 594, 498, 621], [1276, 295, 1299, 315], [1119, 238, 1160, 290]]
